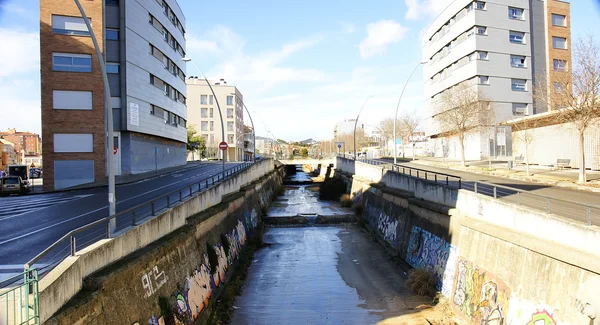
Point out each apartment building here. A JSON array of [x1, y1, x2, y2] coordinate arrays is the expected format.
[[186, 78, 245, 161], [40, 0, 187, 189], [0, 139, 19, 170], [0, 128, 41, 156], [422, 0, 571, 160]]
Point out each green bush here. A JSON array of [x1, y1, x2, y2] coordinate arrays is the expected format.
[[406, 268, 437, 298]]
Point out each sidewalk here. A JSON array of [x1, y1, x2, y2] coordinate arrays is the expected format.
[[29, 161, 207, 194], [408, 156, 600, 193]]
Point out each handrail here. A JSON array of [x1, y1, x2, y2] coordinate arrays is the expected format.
[[25, 161, 255, 269]]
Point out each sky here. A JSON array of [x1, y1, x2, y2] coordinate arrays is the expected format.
[[0, 0, 599, 141]]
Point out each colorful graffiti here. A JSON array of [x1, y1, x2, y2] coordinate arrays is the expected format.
[[244, 208, 259, 233], [141, 265, 168, 298], [453, 258, 510, 325], [213, 244, 228, 287], [406, 226, 458, 297], [526, 310, 556, 325], [174, 254, 213, 322]]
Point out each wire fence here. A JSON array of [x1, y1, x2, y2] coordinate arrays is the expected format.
[[24, 162, 255, 275]]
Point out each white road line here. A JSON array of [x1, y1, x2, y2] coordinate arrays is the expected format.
[[0, 168, 229, 246], [0, 195, 94, 221]]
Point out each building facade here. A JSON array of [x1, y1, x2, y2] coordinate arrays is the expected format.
[[243, 125, 255, 161], [40, 0, 187, 190], [422, 0, 571, 160], [0, 129, 42, 156], [0, 139, 19, 171], [186, 78, 245, 161]]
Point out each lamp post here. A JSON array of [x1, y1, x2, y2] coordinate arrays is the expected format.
[[240, 102, 256, 162], [73, 0, 116, 223], [353, 96, 373, 160], [393, 61, 427, 165], [182, 58, 225, 177]]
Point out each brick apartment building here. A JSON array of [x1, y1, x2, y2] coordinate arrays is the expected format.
[[0, 128, 41, 157]]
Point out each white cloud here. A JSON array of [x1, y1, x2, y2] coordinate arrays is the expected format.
[[404, 0, 448, 21], [0, 28, 39, 77], [359, 20, 409, 59], [340, 22, 356, 34]]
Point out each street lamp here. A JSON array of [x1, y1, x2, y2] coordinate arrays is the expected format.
[[182, 58, 225, 177], [353, 96, 373, 160], [239, 102, 256, 162], [393, 61, 427, 165], [73, 0, 116, 222]]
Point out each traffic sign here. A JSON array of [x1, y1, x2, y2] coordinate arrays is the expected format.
[[219, 141, 228, 151], [114, 147, 118, 155], [337, 144, 342, 149]]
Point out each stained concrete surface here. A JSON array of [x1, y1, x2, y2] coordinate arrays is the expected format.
[[268, 185, 355, 217], [229, 226, 428, 325]]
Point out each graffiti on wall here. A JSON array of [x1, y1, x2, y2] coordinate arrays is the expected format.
[[406, 226, 458, 297], [141, 265, 168, 298], [453, 258, 510, 325], [526, 310, 556, 325], [363, 199, 399, 246], [244, 208, 259, 233]]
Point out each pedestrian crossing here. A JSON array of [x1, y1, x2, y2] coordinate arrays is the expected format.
[[0, 194, 93, 220]]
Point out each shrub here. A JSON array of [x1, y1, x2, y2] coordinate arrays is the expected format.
[[406, 268, 437, 298], [340, 194, 353, 207]]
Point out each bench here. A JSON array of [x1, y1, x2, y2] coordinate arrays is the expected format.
[[556, 159, 571, 169], [514, 155, 525, 164]]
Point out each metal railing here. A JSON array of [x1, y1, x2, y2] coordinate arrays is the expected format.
[[25, 162, 255, 272], [0, 269, 39, 325], [345, 157, 600, 226]]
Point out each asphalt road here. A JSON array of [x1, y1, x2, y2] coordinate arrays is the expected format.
[[375, 158, 600, 225], [0, 162, 240, 269]]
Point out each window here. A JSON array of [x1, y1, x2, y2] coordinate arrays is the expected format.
[[478, 76, 489, 85], [209, 107, 214, 118], [475, 1, 485, 10], [552, 14, 566, 27], [227, 122, 234, 132], [478, 51, 488, 60], [512, 103, 528, 116], [227, 134, 234, 144], [226, 96, 233, 105], [553, 59, 567, 71], [52, 15, 90, 36], [54, 134, 93, 153], [106, 63, 119, 74], [106, 0, 119, 5], [510, 55, 526, 68], [53, 90, 92, 110], [554, 82, 564, 92], [210, 121, 214, 131], [201, 95, 207, 104], [511, 79, 527, 91], [476, 26, 487, 35], [552, 37, 567, 49], [509, 31, 525, 44], [209, 95, 214, 105], [201, 121, 208, 131], [201, 107, 208, 118], [508, 7, 524, 20], [227, 108, 234, 118], [106, 29, 119, 40], [52, 53, 92, 72]]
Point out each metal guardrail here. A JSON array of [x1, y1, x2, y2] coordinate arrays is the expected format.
[[0, 269, 39, 325], [25, 162, 255, 271], [343, 157, 600, 226]]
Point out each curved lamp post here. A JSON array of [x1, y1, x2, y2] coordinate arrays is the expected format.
[[73, 0, 116, 223], [182, 58, 225, 177], [393, 61, 427, 165], [240, 102, 256, 162], [353, 96, 373, 160]]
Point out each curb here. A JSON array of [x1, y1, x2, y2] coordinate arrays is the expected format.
[[26, 162, 206, 195]]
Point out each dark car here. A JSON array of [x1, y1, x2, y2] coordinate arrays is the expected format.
[[0, 176, 30, 197]]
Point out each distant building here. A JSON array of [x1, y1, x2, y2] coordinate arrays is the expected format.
[[186, 78, 245, 161], [243, 125, 254, 161], [40, 0, 187, 189], [255, 136, 276, 156], [0, 139, 19, 171], [0, 128, 41, 157], [423, 0, 572, 160]]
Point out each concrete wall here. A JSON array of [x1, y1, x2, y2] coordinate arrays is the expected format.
[[340, 157, 600, 324], [37, 159, 276, 324]]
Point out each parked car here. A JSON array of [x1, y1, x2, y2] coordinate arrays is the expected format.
[[0, 176, 30, 197], [29, 168, 42, 179]]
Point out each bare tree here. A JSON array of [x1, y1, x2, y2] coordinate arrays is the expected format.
[[433, 82, 494, 167], [400, 113, 420, 160], [533, 35, 600, 183], [511, 118, 540, 177]]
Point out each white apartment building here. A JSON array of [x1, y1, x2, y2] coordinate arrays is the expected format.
[[423, 0, 571, 160], [186, 78, 245, 161]]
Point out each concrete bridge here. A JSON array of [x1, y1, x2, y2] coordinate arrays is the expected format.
[[277, 158, 335, 166]]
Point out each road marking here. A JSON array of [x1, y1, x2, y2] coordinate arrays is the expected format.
[[0, 195, 94, 221]]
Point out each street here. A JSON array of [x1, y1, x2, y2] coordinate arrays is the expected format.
[[0, 162, 239, 270]]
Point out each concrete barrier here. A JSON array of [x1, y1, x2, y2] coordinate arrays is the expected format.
[[37, 160, 275, 324]]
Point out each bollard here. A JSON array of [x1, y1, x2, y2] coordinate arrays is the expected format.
[[425, 172, 428, 180], [131, 210, 136, 226], [474, 182, 478, 193], [70, 236, 76, 256], [151, 202, 156, 216]]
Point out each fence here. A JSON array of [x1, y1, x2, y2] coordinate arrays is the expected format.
[[0, 269, 39, 325], [338, 157, 600, 226], [25, 162, 255, 273]]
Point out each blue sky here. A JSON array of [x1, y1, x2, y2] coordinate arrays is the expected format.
[[1, 0, 599, 141]]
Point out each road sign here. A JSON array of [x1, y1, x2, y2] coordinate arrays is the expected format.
[[335, 142, 344, 148], [337, 144, 342, 149], [219, 141, 228, 151], [114, 147, 118, 155]]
